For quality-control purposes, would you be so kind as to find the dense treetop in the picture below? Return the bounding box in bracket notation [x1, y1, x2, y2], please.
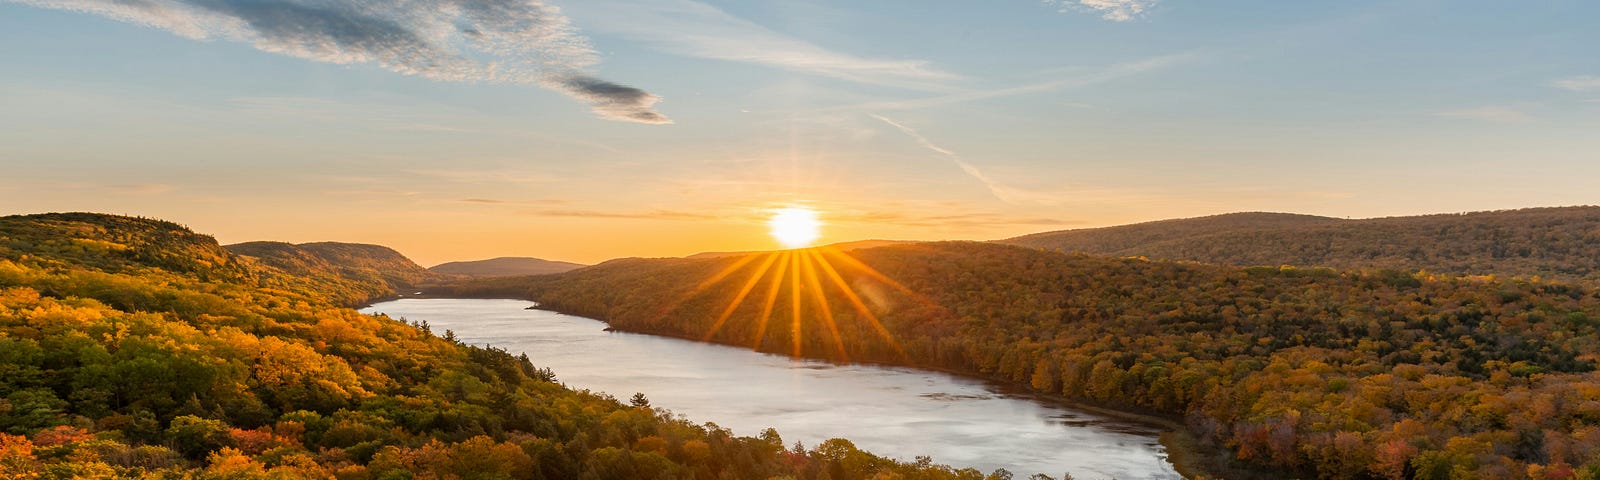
[0, 213, 253, 283]
[0, 213, 997, 480]
[1002, 206, 1600, 281]
[467, 240, 1600, 479]
[226, 240, 440, 306]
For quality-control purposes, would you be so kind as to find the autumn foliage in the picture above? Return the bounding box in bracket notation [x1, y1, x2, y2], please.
[496, 240, 1600, 479]
[0, 213, 1001, 479]
[1004, 206, 1600, 282]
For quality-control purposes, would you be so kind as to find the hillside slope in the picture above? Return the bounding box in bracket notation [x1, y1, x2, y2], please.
[227, 240, 437, 305]
[429, 257, 586, 278]
[0, 212, 990, 479]
[1002, 206, 1600, 281]
[508, 241, 1600, 479]
[1004, 212, 1341, 254]
[0, 212, 254, 282]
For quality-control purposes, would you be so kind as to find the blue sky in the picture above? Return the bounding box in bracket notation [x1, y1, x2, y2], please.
[1, 0, 1597, 264]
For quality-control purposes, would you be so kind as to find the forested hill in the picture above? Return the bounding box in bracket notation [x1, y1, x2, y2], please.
[429, 256, 587, 278]
[508, 241, 1600, 479]
[227, 240, 438, 305]
[1002, 206, 1600, 281]
[1004, 212, 1342, 254]
[0, 212, 996, 479]
[0, 212, 254, 283]
[0, 213, 432, 306]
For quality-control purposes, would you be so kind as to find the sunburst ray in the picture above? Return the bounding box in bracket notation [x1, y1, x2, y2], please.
[789, 251, 804, 357]
[751, 251, 791, 350]
[666, 242, 927, 364]
[700, 252, 781, 341]
[809, 249, 908, 360]
[799, 249, 849, 361]
[651, 252, 765, 321]
[818, 246, 945, 313]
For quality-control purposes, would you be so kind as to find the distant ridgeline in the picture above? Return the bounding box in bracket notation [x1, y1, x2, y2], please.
[0, 213, 992, 479]
[225, 240, 440, 306]
[482, 229, 1600, 479]
[428, 257, 587, 278]
[1003, 206, 1600, 282]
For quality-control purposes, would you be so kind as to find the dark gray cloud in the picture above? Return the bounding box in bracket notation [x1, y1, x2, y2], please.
[9, 0, 670, 123]
[556, 76, 669, 124]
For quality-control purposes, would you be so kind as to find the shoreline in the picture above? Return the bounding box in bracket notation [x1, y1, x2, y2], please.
[622, 327, 1248, 480]
[387, 295, 1281, 480]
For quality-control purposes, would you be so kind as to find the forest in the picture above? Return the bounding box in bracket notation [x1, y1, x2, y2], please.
[223, 241, 444, 307]
[1003, 207, 1600, 282]
[0, 213, 1006, 480]
[449, 239, 1600, 480]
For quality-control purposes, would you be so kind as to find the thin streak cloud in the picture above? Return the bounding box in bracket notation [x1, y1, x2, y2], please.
[1433, 106, 1533, 123]
[568, 0, 957, 90]
[1046, 0, 1159, 22]
[869, 114, 1069, 206]
[833, 211, 1078, 229]
[110, 184, 176, 195]
[830, 52, 1201, 112]
[7, 0, 670, 123]
[1551, 76, 1600, 93]
[521, 209, 718, 220]
[229, 96, 466, 132]
[459, 198, 569, 205]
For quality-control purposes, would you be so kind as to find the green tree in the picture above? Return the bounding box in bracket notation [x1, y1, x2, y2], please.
[166, 415, 233, 457]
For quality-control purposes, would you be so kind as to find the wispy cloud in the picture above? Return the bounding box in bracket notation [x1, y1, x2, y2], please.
[830, 52, 1201, 112]
[326, 187, 421, 197]
[459, 198, 569, 205]
[403, 168, 562, 185]
[1551, 75, 1600, 93]
[7, 0, 669, 123]
[110, 184, 175, 195]
[54, 182, 175, 195]
[832, 210, 1078, 229]
[568, 0, 956, 90]
[1433, 106, 1533, 123]
[869, 114, 1070, 206]
[520, 209, 717, 220]
[1046, 0, 1159, 22]
[230, 96, 465, 132]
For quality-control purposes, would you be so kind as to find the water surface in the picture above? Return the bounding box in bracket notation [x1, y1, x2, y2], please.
[362, 298, 1180, 479]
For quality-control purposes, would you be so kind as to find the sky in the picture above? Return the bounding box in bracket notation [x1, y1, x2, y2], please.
[1, 0, 1598, 266]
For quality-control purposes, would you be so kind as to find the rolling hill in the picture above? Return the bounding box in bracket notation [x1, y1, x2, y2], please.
[226, 240, 438, 305]
[0, 212, 984, 479]
[0, 212, 254, 282]
[1002, 206, 1600, 281]
[487, 240, 1600, 479]
[1003, 212, 1342, 254]
[429, 256, 586, 277]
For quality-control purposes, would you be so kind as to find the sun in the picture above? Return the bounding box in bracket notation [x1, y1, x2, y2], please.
[768, 207, 821, 249]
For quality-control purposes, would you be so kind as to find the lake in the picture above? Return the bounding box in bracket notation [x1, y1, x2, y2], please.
[361, 298, 1181, 479]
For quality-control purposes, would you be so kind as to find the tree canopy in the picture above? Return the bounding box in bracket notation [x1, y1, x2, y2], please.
[485, 240, 1600, 479]
[0, 213, 995, 480]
